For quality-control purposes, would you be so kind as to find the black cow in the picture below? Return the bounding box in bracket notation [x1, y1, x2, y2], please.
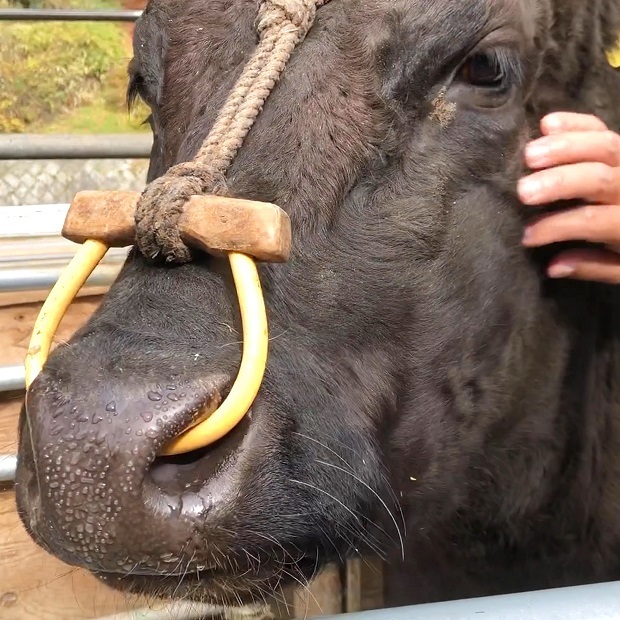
[15, 0, 620, 611]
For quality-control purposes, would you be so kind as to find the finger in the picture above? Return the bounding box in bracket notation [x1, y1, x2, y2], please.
[524, 130, 620, 169]
[546, 248, 620, 284]
[517, 162, 620, 206]
[540, 112, 608, 136]
[522, 204, 620, 248]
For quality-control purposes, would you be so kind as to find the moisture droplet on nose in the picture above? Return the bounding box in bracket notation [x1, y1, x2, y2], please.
[105, 402, 116, 413]
[0, 591, 18, 608]
[92, 413, 103, 424]
[147, 391, 162, 402]
[140, 411, 153, 423]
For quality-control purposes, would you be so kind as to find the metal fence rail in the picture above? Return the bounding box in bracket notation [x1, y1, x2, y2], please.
[0, 134, 153, 160]
[0, 455, 16, 483]
[0, 8, 142, 21]
[0, 202, 126, 298]
[321, 580, 620, 620]
[0, 365, 25, 393]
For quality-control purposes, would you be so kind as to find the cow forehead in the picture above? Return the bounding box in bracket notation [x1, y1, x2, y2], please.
[163, 0, 535, 86]
[134, 0, 539, 171]
[141, 0, 538, 92]
[146, 0, 535, 47]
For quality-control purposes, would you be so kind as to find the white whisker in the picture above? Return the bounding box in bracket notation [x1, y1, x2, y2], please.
[293, 431, 407, 537]
[316, 459, 405, 560]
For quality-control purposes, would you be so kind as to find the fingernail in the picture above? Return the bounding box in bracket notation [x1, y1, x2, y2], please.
[548, 263, 575, 278]
[525, 142, 550, 165]
[517, 177, 542, 202]
[521, 227, 534, 245]
[543, 114, 564, 133]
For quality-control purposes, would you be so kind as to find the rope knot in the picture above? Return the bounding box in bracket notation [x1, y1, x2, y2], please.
[135, 162, 226, 264]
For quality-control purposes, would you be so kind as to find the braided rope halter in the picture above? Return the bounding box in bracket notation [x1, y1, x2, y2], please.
[135, 0, 330, 264]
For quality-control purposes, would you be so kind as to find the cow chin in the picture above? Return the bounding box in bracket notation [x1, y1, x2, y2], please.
[93, 553, 322, 605]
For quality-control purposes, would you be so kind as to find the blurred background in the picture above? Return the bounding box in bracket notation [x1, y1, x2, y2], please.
[0, 0, 151, 207]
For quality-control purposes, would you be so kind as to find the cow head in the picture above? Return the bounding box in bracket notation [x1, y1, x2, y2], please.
[15, 0, 620, 608]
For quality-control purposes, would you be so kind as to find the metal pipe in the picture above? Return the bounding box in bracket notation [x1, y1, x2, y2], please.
[0, 9, 142, 22]
[0, 365, 25, 393]
[0, 134, 152, 160]
[1, 202, 82, 237]
[0, 264, 121, 293]
[321, 580, 620, 620]
[0, 454, 16, 483]
[0, 203, 126, 299]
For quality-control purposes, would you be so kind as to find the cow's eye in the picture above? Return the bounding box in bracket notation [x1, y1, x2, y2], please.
[458, 51, 505, 88]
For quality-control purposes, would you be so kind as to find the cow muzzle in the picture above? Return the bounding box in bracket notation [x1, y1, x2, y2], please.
[17, 350, 251, 574]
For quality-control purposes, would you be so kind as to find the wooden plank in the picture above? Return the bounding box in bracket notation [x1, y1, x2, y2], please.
[0, 296, 100, 367]
[0, 286, 111, 309]
[344, 557, 384, 613]
[292, 564, 343, 618]
[346, 558, 363, 613]
[359, 557, 384, 611]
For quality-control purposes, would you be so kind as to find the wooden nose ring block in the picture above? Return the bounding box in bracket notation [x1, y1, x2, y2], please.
[62, 190, 292, 263]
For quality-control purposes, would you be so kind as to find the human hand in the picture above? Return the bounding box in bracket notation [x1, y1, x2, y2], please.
[518, 112, 620, 284]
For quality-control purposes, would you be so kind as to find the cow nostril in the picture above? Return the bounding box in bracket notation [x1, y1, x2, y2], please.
[146, 411, 250, 501]
[148, 447, 214, 496]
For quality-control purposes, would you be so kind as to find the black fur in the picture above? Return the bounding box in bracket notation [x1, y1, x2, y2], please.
[15, 0, 620, 608]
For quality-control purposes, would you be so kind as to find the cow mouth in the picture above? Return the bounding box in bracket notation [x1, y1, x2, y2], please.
[94, 552, 323, 604]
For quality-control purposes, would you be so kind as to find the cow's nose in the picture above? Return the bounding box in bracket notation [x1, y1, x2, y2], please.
[16, 362, 245, 573]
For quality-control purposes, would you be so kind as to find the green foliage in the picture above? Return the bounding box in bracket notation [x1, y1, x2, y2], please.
[0, 0, 149, 133]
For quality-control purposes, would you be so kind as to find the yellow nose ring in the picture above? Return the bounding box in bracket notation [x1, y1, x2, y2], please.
[24, 190, 291, 456]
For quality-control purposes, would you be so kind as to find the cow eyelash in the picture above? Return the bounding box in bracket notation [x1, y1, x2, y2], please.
[127, 70, 157, 112]
[127, 74, 145, 110]
[456, 48, 520, 91]
[127, 72, 158, 129]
